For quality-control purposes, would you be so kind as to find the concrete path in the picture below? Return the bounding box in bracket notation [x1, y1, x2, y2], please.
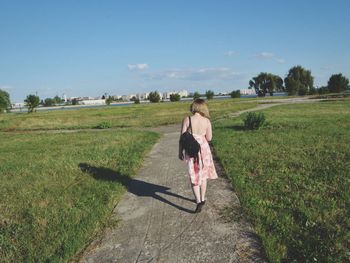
[77, 122, 266, 263]
[76, 98, 326, 263]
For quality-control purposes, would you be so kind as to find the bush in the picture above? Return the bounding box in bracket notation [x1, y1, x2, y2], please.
[193, 91, 201, 100]
[205, 90, 214, 100]
[0, 89, 11, 112]
[148, 91, 160, 103]
[95, 121, 112, 129]
[169, 93, 181, 102]
[230, 90, 241, 98]
[134, 99, 140, 104]
[25, 94, 40, 113]
[105, 96, 113, 105]
[243, 112, 266, 130]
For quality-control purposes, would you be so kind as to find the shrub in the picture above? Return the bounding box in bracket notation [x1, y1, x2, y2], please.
[230, 90, 241, 98]
[193, 91, 201, 100]
[169, 93, 181, 102]
[134, 99, 140, 104]
[95, 121, 112, 129]
[0, 89, 11, 112]
[243, 112, 266, 130]
[205, 90, 214, 100]
[105, 96, 113, 105]
[25, 94, 40, 113]
[148, 91, 160, 103]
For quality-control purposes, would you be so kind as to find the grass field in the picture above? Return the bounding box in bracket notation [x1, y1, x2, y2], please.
[0, 130, 159, 262]
[0, 99, 261, 262]
[0, 99, 258, 131]
[213, 100, 350, 262]
[2, 98, 349, 262]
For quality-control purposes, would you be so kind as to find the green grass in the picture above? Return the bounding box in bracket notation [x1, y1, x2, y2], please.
[0, 130, 159, 262]
[213, 101, 350, 262]
[0, 99, 258, 131]
[0, 98, 262, 262]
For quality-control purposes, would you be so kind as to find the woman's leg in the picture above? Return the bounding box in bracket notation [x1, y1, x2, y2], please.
[191, 184, 201, 204]
[200, 178, 207, 203]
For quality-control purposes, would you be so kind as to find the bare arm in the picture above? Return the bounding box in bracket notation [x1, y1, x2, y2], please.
[181, 117, 189, 134]
[205, 119, 213, 142]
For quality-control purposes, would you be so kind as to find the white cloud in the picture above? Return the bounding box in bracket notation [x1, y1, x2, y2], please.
[255, 52, 285, 64]
[224, 50, 237, 57]
[256, 52, 274, 59]
[128, 63, 149, 70]
[146, 67, 241, 81]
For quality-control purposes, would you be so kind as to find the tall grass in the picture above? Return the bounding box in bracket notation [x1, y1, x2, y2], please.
[0, 130, 159, 262]
[213, 101, 350, 262]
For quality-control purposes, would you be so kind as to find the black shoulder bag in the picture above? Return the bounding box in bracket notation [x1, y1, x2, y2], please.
[179, 116, 202, 165]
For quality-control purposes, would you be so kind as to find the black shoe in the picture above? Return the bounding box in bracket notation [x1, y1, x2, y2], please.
[201, 200, 206, 205]
[195, 202, 203, 213]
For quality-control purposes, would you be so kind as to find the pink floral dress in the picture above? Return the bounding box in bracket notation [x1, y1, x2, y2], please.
[186, 134, 218, 186]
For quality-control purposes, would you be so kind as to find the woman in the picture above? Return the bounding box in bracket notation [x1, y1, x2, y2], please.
[179, 99, 218, 213]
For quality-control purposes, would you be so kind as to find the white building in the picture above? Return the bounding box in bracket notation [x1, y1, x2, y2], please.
[163, 90, 188, 99]
[121, 94, 137, 101]
[136, 92, 149, 100]
[11, 102, 26, 109]
[79, 99, 106, 105]
[240, 89, 256, 95]
[178, 90, 188, 97]
[111, 95, 122, 100]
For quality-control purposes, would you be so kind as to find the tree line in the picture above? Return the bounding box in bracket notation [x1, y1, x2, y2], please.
[249, 65, 349, 97]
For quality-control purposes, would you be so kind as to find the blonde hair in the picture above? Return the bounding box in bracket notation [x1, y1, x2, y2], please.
[190, 99, 210, 118]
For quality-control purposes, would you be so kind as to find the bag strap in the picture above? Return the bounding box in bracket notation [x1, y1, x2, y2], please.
[188, 116, 193, 134]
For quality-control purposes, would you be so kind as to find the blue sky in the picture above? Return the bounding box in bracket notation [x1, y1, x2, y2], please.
[1, 0, 349, 102]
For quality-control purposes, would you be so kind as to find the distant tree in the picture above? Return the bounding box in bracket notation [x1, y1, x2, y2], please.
[284, 66, 314, 96]
[317, 86, 329, 95]
[0, 89, 11, 112]
[169, 93, 181, 102]
[25, 94, 40, 113]
[148, 91, 160, 103]
[72, 98, 79, 105]
[53, 95, 63, 105]
[129, 96, 138, 102]
[327, 73, 349, 93]
[44, 98, 54, 107]
[193, 91, 201, 100]
[134, 98, 140, 104]
[249, 73, 284, 97]
[105, 96, 113, 105]
[308, 86, 317, 95]
[205, 90, 214, 100]
[230, 90, 241, 98]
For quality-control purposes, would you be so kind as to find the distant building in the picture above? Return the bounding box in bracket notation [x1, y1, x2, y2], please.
[136, 92, 149, 100]
[121, 94, 136, 101]
[240, 89, 256, 95]
[163, 90, 188, 99]
[11, 102, 25, 109]
[79, 99, 106, 105]
[111, 95, 122, 100]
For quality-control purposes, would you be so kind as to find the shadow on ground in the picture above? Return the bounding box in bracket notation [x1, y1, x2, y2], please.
[79, 163, 195, 213]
